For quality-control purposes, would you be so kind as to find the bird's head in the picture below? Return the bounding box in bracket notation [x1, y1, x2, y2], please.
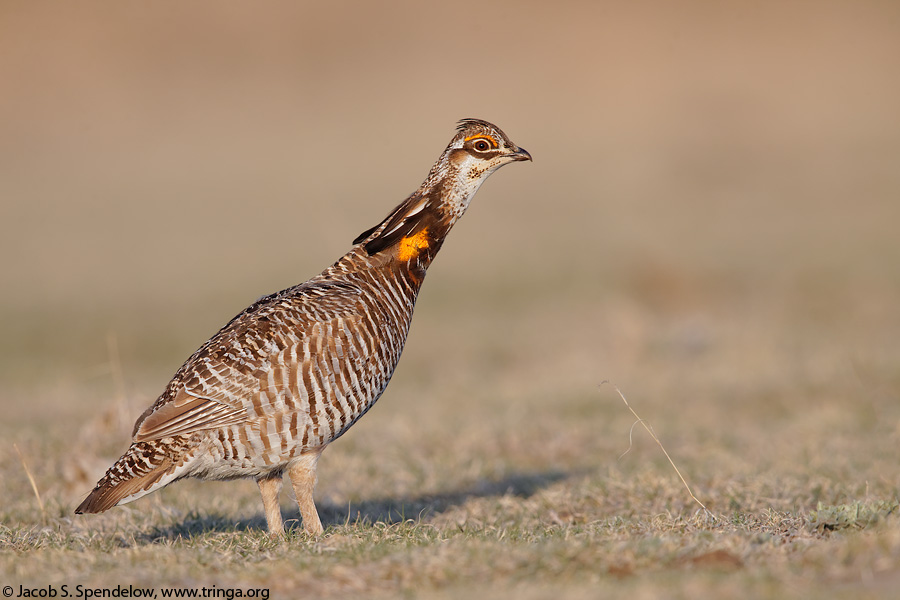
[447, 118, 532, 173]
[355, 119, 530, 257]
[426, 118, 531, 221]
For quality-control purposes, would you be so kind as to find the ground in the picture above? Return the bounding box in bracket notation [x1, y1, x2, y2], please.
[3, 268, 899, 598]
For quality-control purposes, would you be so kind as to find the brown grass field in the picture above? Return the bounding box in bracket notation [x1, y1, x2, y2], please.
[2, 2, 900, 598]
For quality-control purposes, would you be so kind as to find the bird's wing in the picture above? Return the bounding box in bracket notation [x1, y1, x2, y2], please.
[132, 365, 260, 442]
[132, 283, 365, 442]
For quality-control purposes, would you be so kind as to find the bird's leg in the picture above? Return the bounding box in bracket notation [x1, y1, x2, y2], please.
[256, 471, 284, 535]
[288, 447, 325, 536]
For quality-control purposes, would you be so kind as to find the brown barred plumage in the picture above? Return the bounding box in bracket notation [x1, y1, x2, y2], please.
[75, 119, 531, 535]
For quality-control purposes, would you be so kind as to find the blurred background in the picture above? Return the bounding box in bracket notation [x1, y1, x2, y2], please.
[1, 1, 899, 510]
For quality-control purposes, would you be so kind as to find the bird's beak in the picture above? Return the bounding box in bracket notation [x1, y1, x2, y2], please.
[508, 147, 532, 162]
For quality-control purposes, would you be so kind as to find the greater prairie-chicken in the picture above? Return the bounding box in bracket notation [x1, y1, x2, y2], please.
[75, 119, 530, 534]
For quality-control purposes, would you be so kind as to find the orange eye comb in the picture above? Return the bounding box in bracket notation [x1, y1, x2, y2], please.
[464, 134, 498, 148]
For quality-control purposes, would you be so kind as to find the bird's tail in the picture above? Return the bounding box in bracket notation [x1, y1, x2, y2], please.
[75, 436, 196, 514]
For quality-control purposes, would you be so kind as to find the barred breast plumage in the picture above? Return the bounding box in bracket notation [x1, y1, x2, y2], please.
[75, 119, 531, 535]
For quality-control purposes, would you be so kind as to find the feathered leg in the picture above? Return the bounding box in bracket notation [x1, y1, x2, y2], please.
[256, 471, 284, 535]
[288, 447, 324, 535]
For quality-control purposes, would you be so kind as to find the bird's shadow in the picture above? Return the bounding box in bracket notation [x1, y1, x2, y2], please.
[138, 468, 577, 543]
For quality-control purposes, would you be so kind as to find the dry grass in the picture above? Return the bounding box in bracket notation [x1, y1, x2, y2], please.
[2, 1, 900, 598]
[4, 297, 899, 598]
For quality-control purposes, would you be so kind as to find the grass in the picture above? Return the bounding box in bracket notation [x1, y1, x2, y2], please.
[3, 472, 899, 598]
[4, 198, 900, 599]
[3, 299, 900, 599]
[4, 212, 900, 598]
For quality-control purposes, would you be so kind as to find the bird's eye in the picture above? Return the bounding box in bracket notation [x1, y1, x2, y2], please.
[464, 134, 498, 154]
